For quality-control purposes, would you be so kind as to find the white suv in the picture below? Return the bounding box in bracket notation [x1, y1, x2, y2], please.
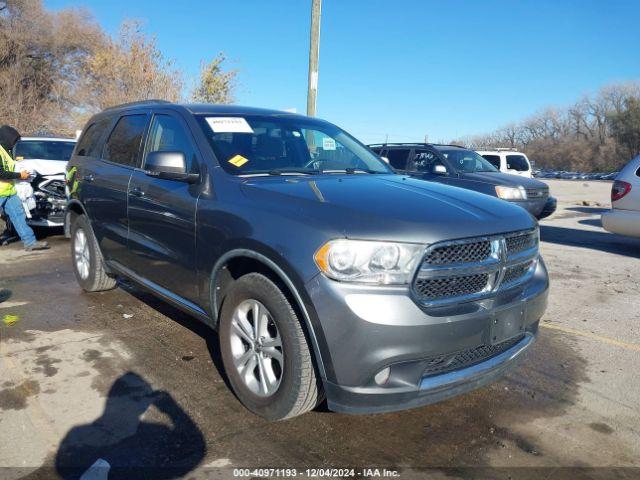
[476, 149, 533, 178]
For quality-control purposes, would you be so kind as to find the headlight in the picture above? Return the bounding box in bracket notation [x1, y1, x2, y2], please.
[314, 239, 424, 284]
[495, 185, 527, 200]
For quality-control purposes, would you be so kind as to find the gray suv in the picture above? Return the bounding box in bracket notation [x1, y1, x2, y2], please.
[370, 143, 557, 219]
[66, 101, 549, 420]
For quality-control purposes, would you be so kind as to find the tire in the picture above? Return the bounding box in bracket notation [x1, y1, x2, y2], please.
[219, 273, 322, 420]
[70, 215, 116, 292]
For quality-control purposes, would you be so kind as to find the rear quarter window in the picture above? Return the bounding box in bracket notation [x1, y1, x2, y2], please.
[102, 114, 148, 167]
[76, 117, 112, 157]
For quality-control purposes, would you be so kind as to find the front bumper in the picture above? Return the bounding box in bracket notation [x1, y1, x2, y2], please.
[508, 198, 547, 218]
[537, 196, 557, 220]
[305, 258, 549, 414]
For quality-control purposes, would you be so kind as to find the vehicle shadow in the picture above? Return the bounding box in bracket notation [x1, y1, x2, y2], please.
[578, 218, 602, 228]
[540, 225, 640, 258]
[51, 371, 206, 480]
[118, 281, 232, 392]
[564, 206, 609, 215]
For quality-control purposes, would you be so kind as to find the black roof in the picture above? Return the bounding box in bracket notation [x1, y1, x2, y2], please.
[99, 100, 311, 119]
[183, 104, 303, 117]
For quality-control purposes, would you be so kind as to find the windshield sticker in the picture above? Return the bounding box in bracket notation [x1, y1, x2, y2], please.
[228, 154, 249, 167]
[322, 137, 336, 151]
[206, 117, 254, 134]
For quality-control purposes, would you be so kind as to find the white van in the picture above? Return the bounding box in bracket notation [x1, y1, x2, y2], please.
[476, 149, 533, 178]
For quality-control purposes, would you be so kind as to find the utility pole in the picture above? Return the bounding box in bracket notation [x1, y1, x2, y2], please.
[306, 0, 322, 116]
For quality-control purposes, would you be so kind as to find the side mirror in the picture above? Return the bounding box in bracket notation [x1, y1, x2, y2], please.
[380, 156, 390, 164]
[433, 164, 448, 175]
[145, 151, 199, 183]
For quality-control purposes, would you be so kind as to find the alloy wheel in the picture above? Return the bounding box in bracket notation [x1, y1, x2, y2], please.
[229, 299, 284, 397]
[74, 228, 90, 280]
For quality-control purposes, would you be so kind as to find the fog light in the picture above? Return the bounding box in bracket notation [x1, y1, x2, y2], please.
[374, 367, 391, 386]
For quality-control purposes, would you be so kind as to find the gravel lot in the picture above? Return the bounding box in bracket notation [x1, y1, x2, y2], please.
[1, 179, 639, 479]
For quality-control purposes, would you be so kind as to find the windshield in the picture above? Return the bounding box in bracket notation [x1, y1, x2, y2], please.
[438, 148, 498, 173]
[197, 115, 391, 175]
[14, 140, 76, 161]
[506, 154, 530, 172]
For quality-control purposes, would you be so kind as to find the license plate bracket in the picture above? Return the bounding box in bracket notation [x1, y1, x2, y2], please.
[491, 304, 526, 345]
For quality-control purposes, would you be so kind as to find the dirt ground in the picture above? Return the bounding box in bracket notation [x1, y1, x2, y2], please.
[1, 179, 639, 479]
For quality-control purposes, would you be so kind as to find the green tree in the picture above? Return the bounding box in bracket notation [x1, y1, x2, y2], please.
[192, 54, 237, 104]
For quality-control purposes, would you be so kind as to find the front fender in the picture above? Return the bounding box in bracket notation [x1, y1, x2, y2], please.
[208, 246, 332, 381]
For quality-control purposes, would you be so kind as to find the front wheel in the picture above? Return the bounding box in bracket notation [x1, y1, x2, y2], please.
[219, 273, 322, 420]
[70, 215, 116, 292]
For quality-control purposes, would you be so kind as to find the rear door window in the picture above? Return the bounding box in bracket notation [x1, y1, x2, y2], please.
[103, 114, 148, 167]
[386, 149, 411, 170]
[506, 155, 530, 171]
[482, 154, 501, 169]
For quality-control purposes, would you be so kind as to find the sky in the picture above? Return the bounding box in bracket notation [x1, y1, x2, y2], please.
[45, 0, 640, 144]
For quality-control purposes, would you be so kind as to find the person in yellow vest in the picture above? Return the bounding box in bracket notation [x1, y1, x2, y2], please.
[0, 125, 49, 250]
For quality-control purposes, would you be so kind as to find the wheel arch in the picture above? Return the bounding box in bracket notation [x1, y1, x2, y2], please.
[210, 249, 329, 380]
[64, 200, 88, 238]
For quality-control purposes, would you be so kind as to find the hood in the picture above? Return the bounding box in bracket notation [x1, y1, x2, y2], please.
[460, 171, 546, 188]
[15, 159, 67, 177]
[240, 174, 536, 245]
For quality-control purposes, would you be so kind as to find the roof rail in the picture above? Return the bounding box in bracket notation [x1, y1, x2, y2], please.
[368, 142, 468, 149]
[477, 146, 518, 151]
[103, 99, 172, 111]
[368, 142, 432, 147]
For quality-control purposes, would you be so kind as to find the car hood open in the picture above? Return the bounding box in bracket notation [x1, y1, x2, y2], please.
[241, 174, 536, 244]
[15, 159, 67, 177]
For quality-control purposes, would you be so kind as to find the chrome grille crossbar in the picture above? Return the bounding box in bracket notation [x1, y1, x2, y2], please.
[413, 230, 538, 306]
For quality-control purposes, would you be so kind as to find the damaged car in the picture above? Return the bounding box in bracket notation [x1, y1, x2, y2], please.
[12, 136, 76, 229]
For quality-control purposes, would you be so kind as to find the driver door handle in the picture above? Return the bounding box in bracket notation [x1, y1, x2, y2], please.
[130, 186, 145, 197]
[83, 174, 95, 182]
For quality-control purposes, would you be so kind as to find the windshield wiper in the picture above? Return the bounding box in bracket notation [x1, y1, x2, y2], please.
[267, 168, 318, 176]
[320, 168, 384, 174]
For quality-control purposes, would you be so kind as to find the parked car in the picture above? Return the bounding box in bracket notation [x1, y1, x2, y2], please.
[601, 156, 640, 238]
[12, 136, 75, 228]
[369, 143, 556, 219]
[66, 102, 549, 420]
[476, 148, 533, 178]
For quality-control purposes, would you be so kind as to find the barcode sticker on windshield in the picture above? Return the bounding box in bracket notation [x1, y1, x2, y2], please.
[322, 137, 336, 151]
[206, 117, 254, 134]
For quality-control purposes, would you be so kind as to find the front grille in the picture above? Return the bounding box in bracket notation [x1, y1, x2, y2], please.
[503, 261, 533, 285]
[422, 335, 524, 378]
[413, 229, 538, 305]
[423, 240, 491, 265]
[414, 273, 489, 300]
[505, 231, 538, 255]
[525, 187, 548, 199]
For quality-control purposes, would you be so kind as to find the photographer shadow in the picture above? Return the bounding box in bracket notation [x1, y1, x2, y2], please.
[55, 371, 205, 480]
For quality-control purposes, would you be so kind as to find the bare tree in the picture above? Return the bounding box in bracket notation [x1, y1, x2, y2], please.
[83, 21, 183, 112]
[0, 0, 105, 135]
[458, 82, 640, 172]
